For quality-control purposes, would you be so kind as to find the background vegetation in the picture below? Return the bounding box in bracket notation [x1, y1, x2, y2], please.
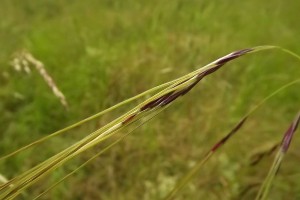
[0, 0, 299, 199]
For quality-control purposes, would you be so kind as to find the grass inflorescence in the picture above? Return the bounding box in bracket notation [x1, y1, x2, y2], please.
[0, 46, 299, 199]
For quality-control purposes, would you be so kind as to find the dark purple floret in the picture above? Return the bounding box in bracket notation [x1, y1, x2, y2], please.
[178, 80, 200, 96]
[140, 91, 174, 111]
[231, 48, 253, 56]
[158, 64, 225, 107]
[281, 113, 300, 153]
[197, 63, 224, 79]
[216, 54, 240, 65]
[160, 91, 183, 106]
[141, 48, 253, 112]
[160, 74, 206, 106]
[211, 117, 248, 152]
[216, 48, 253, 65]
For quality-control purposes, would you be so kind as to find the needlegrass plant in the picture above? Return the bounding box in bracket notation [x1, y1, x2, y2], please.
[1, 1, 300, 199]
[0, 46, 299, 199]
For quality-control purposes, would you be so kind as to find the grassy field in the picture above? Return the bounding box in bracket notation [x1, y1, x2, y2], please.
[0, 0, 300, 199]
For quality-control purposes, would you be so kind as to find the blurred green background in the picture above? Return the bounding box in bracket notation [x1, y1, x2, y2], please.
[0, 0, 300, 199]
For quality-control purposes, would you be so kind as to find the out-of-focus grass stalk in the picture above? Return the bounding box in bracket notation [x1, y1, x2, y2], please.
[255, 112, 300, 200]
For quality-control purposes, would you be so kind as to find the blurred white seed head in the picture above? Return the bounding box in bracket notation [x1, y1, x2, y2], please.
[10, 50, 68, 109]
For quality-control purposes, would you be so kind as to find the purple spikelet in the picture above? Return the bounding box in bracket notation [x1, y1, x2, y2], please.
[216, 48, 253, 65]
[140, 92, 174, 111]
[140, 48, 253, 112]
[281, 113, 300, 153]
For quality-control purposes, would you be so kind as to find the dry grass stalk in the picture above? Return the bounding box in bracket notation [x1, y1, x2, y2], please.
[11, 50, 68, 109]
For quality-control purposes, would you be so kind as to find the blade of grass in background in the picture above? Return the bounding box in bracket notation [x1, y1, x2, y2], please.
[255, 112, 300, 200]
